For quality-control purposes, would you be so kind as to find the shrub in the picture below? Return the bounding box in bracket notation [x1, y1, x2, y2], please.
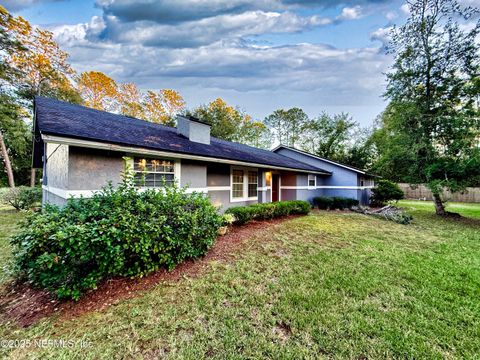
[370, 180, 404, 206]
[2, 186, 42, 210]
[226, 200, 310, 225]
[313, 196, 334, 210]
[313, 196, 359, 210]
[10, 175, 222, 300]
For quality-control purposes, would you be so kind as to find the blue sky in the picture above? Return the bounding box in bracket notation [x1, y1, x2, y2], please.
[4, 0, 412, 126]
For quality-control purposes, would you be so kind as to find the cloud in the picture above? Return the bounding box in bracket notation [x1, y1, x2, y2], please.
[385, 11, 398, 21]
[1, 0, 59, 11]
[400, 3, 410, 15]
[90, 11, 333, 48]
[337, 6, 363, 21]
[46, 0, 393, 124]
[370, 26, 392, 46]
[96, 0, 391, 24]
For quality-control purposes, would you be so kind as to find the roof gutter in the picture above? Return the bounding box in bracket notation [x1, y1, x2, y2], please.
[41, 134, 331, 175]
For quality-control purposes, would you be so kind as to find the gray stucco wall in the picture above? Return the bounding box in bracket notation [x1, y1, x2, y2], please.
[206, 163, 260, 210]
[68, 147, 123, 190]
[181, 160, 207, 188]
[45, 143, 69, 188]
[43, 189, 67, 207]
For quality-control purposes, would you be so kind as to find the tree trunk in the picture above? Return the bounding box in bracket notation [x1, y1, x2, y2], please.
[433, 192, 446, 216]
[30, 168, 36, 187]
[0, 130, 15, 187]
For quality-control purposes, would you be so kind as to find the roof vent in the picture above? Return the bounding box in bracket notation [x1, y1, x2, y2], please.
[176, 115, 211, 145]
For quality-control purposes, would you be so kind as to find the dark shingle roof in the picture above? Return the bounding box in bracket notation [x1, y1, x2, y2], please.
[34, 97, 330, 173]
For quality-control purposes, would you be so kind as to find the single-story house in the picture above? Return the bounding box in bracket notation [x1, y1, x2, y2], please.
[32, 97, 375, 209]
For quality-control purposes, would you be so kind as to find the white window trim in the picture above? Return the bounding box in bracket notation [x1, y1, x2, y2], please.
[230, 166, 258, 203]
[308, 174, 316, 190]
[127, 157, 181, 190]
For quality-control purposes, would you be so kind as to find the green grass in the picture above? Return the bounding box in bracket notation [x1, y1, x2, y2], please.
[0, 201, 479, 359]
[0, 205, 26, 284]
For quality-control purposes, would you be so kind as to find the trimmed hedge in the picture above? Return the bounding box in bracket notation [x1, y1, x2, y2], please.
[225, 200, 310, 225]
[313, 196, 359, 210]
[10, 174, 222, 300]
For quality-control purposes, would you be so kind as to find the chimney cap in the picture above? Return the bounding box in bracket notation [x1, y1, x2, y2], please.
[181, 114, 211, 127]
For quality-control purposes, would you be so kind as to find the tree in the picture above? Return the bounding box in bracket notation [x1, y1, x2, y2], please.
[2, 7, 79, 103]
[1, 6, 81, 186]
[160, 89, 185, 124]
[300, 112, 357, 160]
[264, 108, 308, 147]
[141, 90, 185, 126]
[118, 83, 144, 119]
[77, 71, 118, 111]
[240, 121, 272, 149]
[381, 0, 480, 215]
[0, 6, 27, 187]
[192, 98, 244, 141]
[0, 95, 31, 187]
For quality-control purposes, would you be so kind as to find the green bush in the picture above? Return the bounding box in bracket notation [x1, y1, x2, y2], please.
[370, 180, 404, 206]
[2, 186, 42, 210]
[313, 196, 334, 210]
[226, 200, 310, 225]
[313, 196, 359, 210]
[10, 175, 222, 300]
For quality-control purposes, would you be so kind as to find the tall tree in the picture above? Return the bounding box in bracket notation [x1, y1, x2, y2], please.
[381, 0, 480, 215]
[192, 98, 244, 141]
[118, 82, 144, 119]
[160, 89, 186, 124]
[77, 71, 118, 111]
[2, 6, 81, 186]
[0, 95, 31, 187]
[264, 108, 308, 147]
[2, 7, 79, 103]
[300, 112, 357, 160]
[0, 6, 27, 187]
[240, 121, 272, 149]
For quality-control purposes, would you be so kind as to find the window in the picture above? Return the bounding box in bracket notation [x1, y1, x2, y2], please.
[308, 174, 316, 188]
[248, 171, 258, 197]
[232, 169, 244, 198]
[231, 167, 258, 201]
[133, 158, 175, 188]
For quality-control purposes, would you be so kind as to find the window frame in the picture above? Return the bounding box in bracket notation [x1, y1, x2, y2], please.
[308, 174, 316, 189]
[230, 166, 258, 202]
[129, 157, 180, 189]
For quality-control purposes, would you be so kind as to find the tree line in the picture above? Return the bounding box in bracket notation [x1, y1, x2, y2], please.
[1, 1, 479, 215]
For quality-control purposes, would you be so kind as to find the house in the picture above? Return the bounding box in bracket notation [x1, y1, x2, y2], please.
[273, 146, 376, 205]
[32, 97, 375, 209]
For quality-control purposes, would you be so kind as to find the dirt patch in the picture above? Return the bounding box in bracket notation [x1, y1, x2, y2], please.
[0, 216, 300, 327]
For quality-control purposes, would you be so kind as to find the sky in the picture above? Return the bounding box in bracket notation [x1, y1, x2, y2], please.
[1, 0, 427, 125]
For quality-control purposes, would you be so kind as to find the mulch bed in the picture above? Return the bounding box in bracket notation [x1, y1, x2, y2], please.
[0, 216, 299, 328]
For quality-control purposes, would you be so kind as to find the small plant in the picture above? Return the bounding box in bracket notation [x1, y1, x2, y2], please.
[2, 186, 42, 211]
[222, 213, 235, 226]
[370, 180, 404, 206]
[225, 200, 310, 225]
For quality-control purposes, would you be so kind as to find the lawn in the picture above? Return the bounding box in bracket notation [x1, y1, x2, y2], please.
[0, 200, 479, 359]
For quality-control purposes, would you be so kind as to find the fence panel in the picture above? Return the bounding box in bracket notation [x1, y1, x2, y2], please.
[398, 183, 480, 203]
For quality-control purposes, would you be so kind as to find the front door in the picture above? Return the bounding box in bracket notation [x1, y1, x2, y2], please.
[272, 174, 280, 202]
